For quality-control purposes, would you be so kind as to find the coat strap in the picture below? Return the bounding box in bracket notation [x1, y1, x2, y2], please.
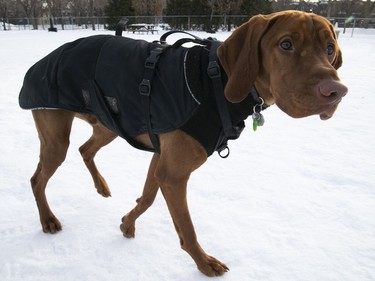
[139, 47, 166, 153]
[207, 40, 243, 157]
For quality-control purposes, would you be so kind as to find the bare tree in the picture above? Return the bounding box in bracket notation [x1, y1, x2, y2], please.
[363, 0, 375, 17]
[88, 0, 95, 30]
[45, 0, 69, 28]
[0, 0, 8, 30]
[362, 0, 375, 27]
[133, 0, 163, 16]
[17, 0, 43, 29]
[206, 0, 243, 16]
[273, 0, 287, 11]
[206, 0, 243, 30]
[67, 0, 107, 30]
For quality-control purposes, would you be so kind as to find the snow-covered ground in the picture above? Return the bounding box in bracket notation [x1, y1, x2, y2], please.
[0, 27, 374, 281]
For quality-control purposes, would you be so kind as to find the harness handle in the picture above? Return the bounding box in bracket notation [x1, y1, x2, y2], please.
[115, 17, 129, 36]
[160, 31, 204, 44]
[115, 21, 213, 49]
[159, 30, 212, 48]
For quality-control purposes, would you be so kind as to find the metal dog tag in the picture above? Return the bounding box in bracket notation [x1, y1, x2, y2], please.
[252, 112, 265, 131]
[257, 113, 265, 126]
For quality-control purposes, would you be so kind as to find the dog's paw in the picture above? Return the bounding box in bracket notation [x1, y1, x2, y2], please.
[120, 217, 135, 238]
[93, 174, 111, 197]
[197, 256, 229, 277]
[41, 216, 62, 234]
[96, 185, 111, 197]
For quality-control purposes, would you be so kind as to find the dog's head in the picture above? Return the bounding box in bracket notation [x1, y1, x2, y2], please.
[217, 10, 348, 120]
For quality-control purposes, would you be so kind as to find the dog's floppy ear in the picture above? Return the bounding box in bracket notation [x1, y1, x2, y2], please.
[329, 24, 343, 70]
[217, 14, 274, 103]
[333, 48, 343, 70]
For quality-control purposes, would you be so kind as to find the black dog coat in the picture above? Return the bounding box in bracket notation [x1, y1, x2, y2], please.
[19, 35, 260, 156]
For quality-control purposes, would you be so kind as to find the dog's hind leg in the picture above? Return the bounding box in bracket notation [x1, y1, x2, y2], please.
[120, 153, 160, 238]
[77, 114, 117, 197]
[31, 109, 74, 233]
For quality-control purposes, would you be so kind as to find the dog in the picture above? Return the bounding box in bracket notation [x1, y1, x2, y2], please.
[19, 11, 347, 276]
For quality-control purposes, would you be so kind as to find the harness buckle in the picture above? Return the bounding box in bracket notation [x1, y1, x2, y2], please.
[139, 79, 151, 96]
[145, 58, 157, 69]
[207, 61, 221, 79]
[145, 47, 164, 69]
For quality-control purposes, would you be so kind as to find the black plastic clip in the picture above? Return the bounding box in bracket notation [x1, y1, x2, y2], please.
[139, 79, 151, 96]
[145, 47, 163, 69]
[207, 61, 221, 79]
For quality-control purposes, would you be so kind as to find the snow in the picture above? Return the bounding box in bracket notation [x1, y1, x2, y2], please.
[1, 27, 375, 281]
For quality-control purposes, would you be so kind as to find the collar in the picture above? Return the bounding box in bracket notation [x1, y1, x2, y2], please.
[250, 87, 269, 111]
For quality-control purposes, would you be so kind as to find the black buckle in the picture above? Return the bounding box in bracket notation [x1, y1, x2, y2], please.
[207, 61, 221, 78]
[139, 79, 151, 96]
[145, 48, 163, 69]
[145, 58, 156, 69]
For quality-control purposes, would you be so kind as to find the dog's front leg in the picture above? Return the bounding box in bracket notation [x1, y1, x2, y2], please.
[155, 131, 229, 276]
[159, 180, 229, 276]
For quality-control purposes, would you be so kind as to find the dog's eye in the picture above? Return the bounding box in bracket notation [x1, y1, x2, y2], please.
[327, 44, 335, 56]
[280, 39, 293, 51]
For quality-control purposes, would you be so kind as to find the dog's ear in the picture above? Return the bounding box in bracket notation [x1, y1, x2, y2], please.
[217, 15, 273, 103]
[333, 48, 343, 70]
[329, 25, 343, 70]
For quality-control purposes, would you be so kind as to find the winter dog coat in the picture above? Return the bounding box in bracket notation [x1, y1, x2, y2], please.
[19, 34, 261, 156]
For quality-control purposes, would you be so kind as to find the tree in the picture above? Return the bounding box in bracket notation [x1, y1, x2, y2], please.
[206, 0, 243, 16]
[165, 0, 209, 16]
[204, 0, 273, 30]
[362, 0, 375, 27]
[165, 0, 210, 30]
[105, 0, 134, 30]
[241, 0, 273, 17]
[0, 0, 9, 30]
[17, 0, 44, 29]
[206, 0, 243, 30]
[133, 0, 163, 16]
[45, 0, 68, 29]
[88, 0, 95, 29]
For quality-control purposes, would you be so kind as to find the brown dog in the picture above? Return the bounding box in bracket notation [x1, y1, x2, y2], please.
[20, 11, 347, 276]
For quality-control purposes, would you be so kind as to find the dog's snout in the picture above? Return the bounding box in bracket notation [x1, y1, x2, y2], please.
[318, 80, 348, 101]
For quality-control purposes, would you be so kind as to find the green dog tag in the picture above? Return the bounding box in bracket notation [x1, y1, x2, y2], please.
[252, 112, 265, 131]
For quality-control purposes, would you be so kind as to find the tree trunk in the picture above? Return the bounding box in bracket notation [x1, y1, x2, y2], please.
[89, 0, 95, 30]
[362, 0, 375, 28]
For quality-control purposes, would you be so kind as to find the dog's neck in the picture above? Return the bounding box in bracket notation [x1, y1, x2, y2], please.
[254, 79, 275, 107]
[250, 86, 269, 109]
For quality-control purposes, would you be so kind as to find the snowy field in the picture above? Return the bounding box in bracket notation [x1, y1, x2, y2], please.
[0, 26, 374, 281]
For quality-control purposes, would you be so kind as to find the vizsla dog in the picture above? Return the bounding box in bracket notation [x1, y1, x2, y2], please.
[20, 11, 347, 276]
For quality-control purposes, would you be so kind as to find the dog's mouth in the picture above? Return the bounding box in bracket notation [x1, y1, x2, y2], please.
[320, 112, 333, 120]
[319, 101, 341, 120]
[271, 83, 346, 120]
[318, 80, 347, 120]
[275, 98, 342, 120]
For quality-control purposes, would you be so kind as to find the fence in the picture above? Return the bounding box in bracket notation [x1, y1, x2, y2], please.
[1, 15, 375, 32]
[1, 15, 249, 31]
[1, 16, 108, 31]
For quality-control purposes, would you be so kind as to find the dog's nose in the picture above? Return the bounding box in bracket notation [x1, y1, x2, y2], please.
[318, 80, 348, 101]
